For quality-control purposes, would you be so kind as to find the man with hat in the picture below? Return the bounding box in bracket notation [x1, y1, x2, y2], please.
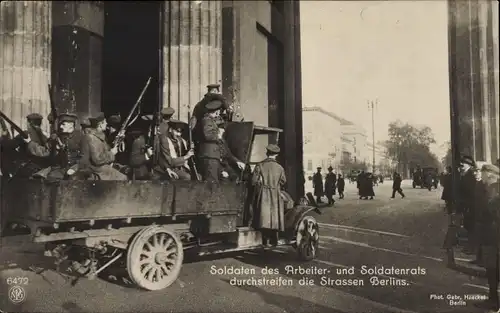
[324, 166, 337, 205]
[217, 121, 246, 181]
[474, 163, 500, 312]
[129, 115, 155, 180]
[80, 116, 92, 135]
[189, 84, 229, 133]
[81, 112, 126, 180]
[19, 113, 52, 173]
[312, 167, 324, 203]
[459, 155, 478, 251]
[159, 107, 175, 135]
[251, 144, 286, 246]
[33, 113, 86, 180]
[155, 119, 194, 180]
[198, 99, 224, 182]
[105, 114, 121, 145]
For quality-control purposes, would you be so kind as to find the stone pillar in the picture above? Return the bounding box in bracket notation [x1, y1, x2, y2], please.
[490, 1, 499, 162]
[293, 0, 304, 198]
[51, 1, 104, 117]
[282, 1, 298, 199]
[163, 1, 222, 122]
[0, 1, 52, 131]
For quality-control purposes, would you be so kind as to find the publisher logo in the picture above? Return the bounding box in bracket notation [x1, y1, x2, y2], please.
[8, 285, 26, 304]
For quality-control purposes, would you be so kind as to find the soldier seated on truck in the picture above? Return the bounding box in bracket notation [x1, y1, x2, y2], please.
[159, 119, 194, 181]
[32, 113, 86, 180]
[82, 112, 127, 181]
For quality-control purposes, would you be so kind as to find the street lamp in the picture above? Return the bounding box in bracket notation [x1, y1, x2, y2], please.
[368, 99, 378, 173]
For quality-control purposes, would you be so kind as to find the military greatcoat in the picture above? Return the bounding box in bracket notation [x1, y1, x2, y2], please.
[251, 158, 287, 231]
[324, 172, 337, 196]
[83, 129, 127, 180]
[312, 172, 324, 197]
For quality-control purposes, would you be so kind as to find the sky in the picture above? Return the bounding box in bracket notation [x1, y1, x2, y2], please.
[300, 1, 451, 157]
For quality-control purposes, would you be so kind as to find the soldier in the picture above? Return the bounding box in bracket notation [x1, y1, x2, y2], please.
[159, 107, 175, 135]
[32, 113, 85, 180]
[106, 114, 121, 145]
[312, 167, 324, 203]
[190, 84, 229, 132]
[159, 119, 194, 180]
[474, 164, 500, 312]
[324, 166, 336, 205]
[82, 112, 126, 180]
[198, 100, 223, 182]
[251, 144, 286, 247]
[217, 121, 245, 181]
[337, 174, 345, 199]
[129, 116, 154, 180]
[391, 172, 405, 199]
[80, 117, 92, 135]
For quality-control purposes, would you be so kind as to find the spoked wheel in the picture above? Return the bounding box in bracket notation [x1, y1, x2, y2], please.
[295, 216, 320, 261]
[127, 225, 184, 291]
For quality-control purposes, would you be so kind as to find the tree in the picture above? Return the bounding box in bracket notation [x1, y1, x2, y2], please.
[442, 142, 452, 167]
[383, 120, 441, 171]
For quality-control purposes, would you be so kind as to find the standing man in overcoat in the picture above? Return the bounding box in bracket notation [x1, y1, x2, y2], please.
[312, 167, 324, 203]
[474, 164, 500, 312]
[337, 174, 345, 199]
[459, 155, 477, 252]
[324, 166, 337, 205]
[198, 100, 223, 182]
[251, 144, 286, 247]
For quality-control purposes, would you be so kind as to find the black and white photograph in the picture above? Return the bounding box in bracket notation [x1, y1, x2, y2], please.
[0, 1, 499, 312]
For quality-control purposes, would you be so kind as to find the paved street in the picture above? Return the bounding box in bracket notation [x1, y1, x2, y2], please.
[0, 181, 492, 313]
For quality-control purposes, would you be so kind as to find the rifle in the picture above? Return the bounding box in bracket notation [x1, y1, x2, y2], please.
[113, 77, 152, 149]
[187, 104, 201, 181]
[0, 110, 29, 139]
[48, 84, 58, 134]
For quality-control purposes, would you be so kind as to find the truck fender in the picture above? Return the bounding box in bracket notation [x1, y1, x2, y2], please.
[284, 205, 319, 239]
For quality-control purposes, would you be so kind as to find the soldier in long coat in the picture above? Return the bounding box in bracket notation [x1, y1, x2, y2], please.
[251, 144, 286, 246]
[312, 167, 324, 203]
[198, 100, 223, 182]
[474, 164, 500, 311]
[82, 113, 127, 180]
[324, 166, 337, 205]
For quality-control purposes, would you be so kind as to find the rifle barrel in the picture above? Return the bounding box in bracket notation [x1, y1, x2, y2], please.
[0, 111, 29, 138]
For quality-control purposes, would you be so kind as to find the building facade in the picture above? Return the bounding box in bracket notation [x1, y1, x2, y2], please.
[448, 0, 499, 164]
[302, 107, 343, 175]
[0, 1, 304, 198]
[340, 123, 368, 165]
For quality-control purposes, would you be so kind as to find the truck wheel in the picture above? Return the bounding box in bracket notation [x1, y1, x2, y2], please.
[295, 216, 319, 261]
[127, 225, 183, 291]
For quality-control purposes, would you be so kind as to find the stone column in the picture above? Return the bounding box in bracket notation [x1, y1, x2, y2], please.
[490, 1, 499, 162]
[0, 1, 52, 131]
[51, 1, 104, 117]
[163, 0, 222, 122]
[282, 1, 298, 200]
[293, 0, 304, 198]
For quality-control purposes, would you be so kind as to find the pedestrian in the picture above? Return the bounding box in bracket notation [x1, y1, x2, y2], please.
[312, 167, 324, 203]
[391, 172, 405, 198]
[251, 144, 286, 247]
[337, 174, 345, 199]
[474, 164, 500, 312]
[441, 166, 453, 214]
[365, 172, 375, 200]
[459, 155, 477, 253]
[357, 170, 364, 199]
[324, 166, 336, 205]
